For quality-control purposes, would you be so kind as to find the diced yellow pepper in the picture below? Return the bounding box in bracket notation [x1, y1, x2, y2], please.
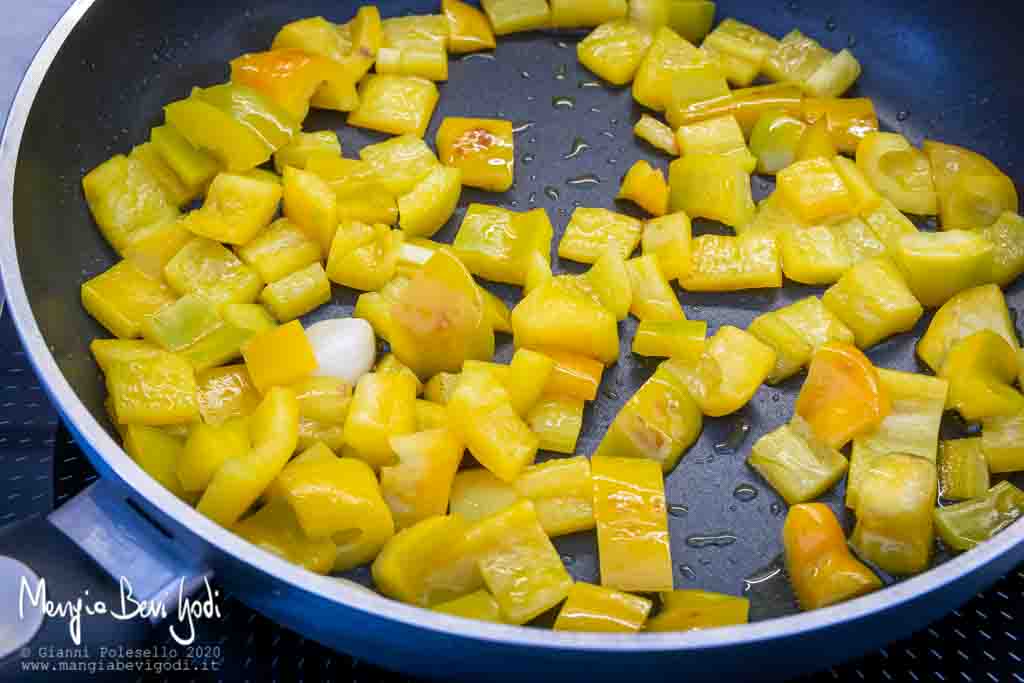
[281, 166, 338, 255]
[81, 261, 176, 340]
[667, 60, 730, 113]
[511, 279, 620, 365]
[776, 158, 853, 224]
[669, 152, 756, 228]
[630, 0, 716, 44]
[737, 192, 801, 238]
[559, 207, 643, 265]
[626, 255, 685, 321]
[399, 165, 463, 238]
[462, 501, 573, 624]
[763, 30, 831, 86]
[804, 49, 861, 98]
[381, 14, 449, 50]
[376, 44, 449, 81]
[575, 249, 635, 321]
[241, 320, 317, 393]
[122, 425, 193, 502]
[676, 115, 756, 173]
[592, 456, 671, 592]
[531, 347, 605, 401]
[618, 160, 669, 217]
[164, 237, 263, 307]
[436, 118, 513, 193]
[191, 82, 300, 159]
[327, 221, 403, 292]
[448, 369, 538, 482]
[774, 295, 854, 353]
[197, 387, 299, 526]
[748, 109, 807, 175]
[749, 417, 848, 504]
[646, 590, 750, 632]
[780, 224, 852, 285]
[372, 514, 481, 606]
[293, 376, 351, 427]
[895, 230, 994, 308]
[634, 114, 680, 156]
[237, 218, 322, 284]
[632, 320, 707, 359]
[703, 18, 778, 72]
[273, 131, 342, 174]
[976, 211, 1024, 287]
[850, 453, 937, 575]
[748, 312, 812, 384]
[982, 412, 1024, 474]
[424, 373, 460, 407]
[794, 118, 837, 162]
[918, 284, 1018, 373]
[442, 0, 496, 54]
[833, 156, 883, 215]
[454, 204, 553, 285]
[178, 418, 250, 494]
[680, 233, 781, 291]
[180, 172, 281, 246]
[449, 469, 520, 523]
[783, 504, 881, 611]
[348, 75, 439, 138]
[801, 97, 878, 155]
[795, 342, 890, 450]
[129, 143, 195, 208]
[163, 97, 271, 173]
[360, 134, 440, 196]
[860, 198, 919, 259]
[260, 262, 332, 323]
[104, 349, 199, 427]
[856, 132, 938, 216]
[633, 27, 711, 112]
[935, 480, 1024, 552]
[234, 499, 337, 575]
[122, 219, 193, 281]
[577, 19, 654, 86]
[376, 353, 424, 396]
[939, 438, 991, 502]
[554, 583, 652, 633]
[82, 155, 180, 253]
[526, 396, 585, 454]
[139, 293, 220, 353]
[549, 0, 626, 27]
[432, 590, 504, 623]
[149, 124, 221, 196]
[940, 331, 1024, 421]
[196, 364, 261, 425]
[230, 48, 338, 122]
[480, 0, 551, 35]
[822, 257, 923, 348]
[389, 250, 495, 378]
[595, 363, 702, 470]
[642, 211, 692, 281]
[381, 429, 464, 530]
[506, 349, 556, 416]
[344, 372, 419, 469]
[922, 140, 1018, 231]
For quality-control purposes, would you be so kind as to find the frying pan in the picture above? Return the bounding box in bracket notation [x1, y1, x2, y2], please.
[1, 0, 1022, 679]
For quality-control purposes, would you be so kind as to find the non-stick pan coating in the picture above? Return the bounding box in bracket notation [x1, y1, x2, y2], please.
[13, 0, 1024, 619]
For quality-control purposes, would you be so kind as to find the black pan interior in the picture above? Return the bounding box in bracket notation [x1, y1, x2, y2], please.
[13, 0, 1024, 619]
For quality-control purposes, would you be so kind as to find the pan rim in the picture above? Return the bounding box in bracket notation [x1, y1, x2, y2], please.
[3, 0, 1023, 656]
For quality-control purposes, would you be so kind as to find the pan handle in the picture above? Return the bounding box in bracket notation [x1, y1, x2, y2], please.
[0, 480, 212, 673]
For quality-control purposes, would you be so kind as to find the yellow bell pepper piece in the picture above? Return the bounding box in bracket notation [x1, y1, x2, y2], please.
[449, 469, 520, 524]
[763, 29, 830, 86]
[856, 132, 938, 216]
[822, 257, 923, 349]
[633, 26, 711, 112]
[348, 74, 439, 138]
[783, 504, 881, 611]
[981, 409, 1024, 473]
[675, 115, 757, 173]
[625, 255, 685, 322]
[918, 284, 1018, 373]
[895, 230, 994, 309]
[375, 353, 423, 396]
[634, 114, 680, 156]
[940, 331, 1024, 421]
[642, 211, 692, 281]
[558, 207, 643, 265]
[178, 418, 250, 494]
[197, 387, 299, 526]
[646, 590, 750, 632]
[454, 204, 553, 285]
[776, 296, 856, 351]
[376, 44, 449, 82]
[104, 349, 199, 427]
[748, 109, 807, 175]
[443, 0, 496, 53]
[381, 13, 449, 50]
[436, 118, 513, 193]
[804, 49, 861, 98]
[359, 135, 440, 196]
[506, 349, 556, 416]
[234, 499, 337, 575]
[163, 237, 263, 307]
[139, 294, 221, 354]
[191, 82, 300, 157]
[574, 249, 635, 320]
[424, 372, 460, 406]
[381, 429, 464, 530]
[680, 232, 782, 291]
[273, 131, 341, 174]
[481, 0, 551, 35]
[549, 0, 626, 28]
[82, 155, 180, 254]
[530, 347, 605, 402]
[237, 218, 321, 284]
[122, 425, 193, 502]
[668, 83, 803, 133]
[667, 60, 730, 116]
[577, 19, 653, 86]
[196, 364, 261, 425]
[512, 278, 620, 365]
[850, 453, 937, 575]
[162, 97, 271, 173]
[976, 211, 1024, 286]
[661, 325, 776, 418]
[794, 118, 837, 162]
[281, 166, 338, 255]
[632, 319, 707, 359]
[592, 460, 674, 595]
[129, 142, 195, 208]
[923, 140, 1019, 230]
[343, 372, 418, 469]
[749, 417, 848, 504]
[389, 250, 495, 378]
[462, 500, 574, 625]
[448, 368, 538, 482]
[938, 438, 990, 502]
[149, 124, 221, 196]
[776, 158, 853, 224]
[779, 224, 852, 286]
[526, 396, 585, 454]
[794, 342, 890, 449]
[81, 260, 176, 340]
[554, 583, 652, 633]
[230, 48, 337, 122]
[399, 165, 463, 238]
[121, 219, 193, 281]
[618, 160, 669, 216]
[747, 312, 812, 384]
[327, 221, 403, 292]
[240, 318, 317, 392]
[260, 262, 331, 323]
[799, 98, 877, 156]
[935, 481, 1024, 552]
[432, 590, 504, 623]
[629, 0, 716, 44]
[669, 152, 756, 228]
[703, 17, 778, 73]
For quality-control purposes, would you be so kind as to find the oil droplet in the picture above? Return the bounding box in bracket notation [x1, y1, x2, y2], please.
[733, 483, 759, 502]
[556, 40, 570, 49]
[529, 174, 538, 182]
[521, 70, 532, 79]
[825, 17, 838, 32]
[667, 503, 689, 518]
[686, 532, 738, 548]
[610, 118, 620, 126]
[607, 158, 618, 165]
[589, 106, 602, 114]
[460, 52, 496, 62]
[552, 96, 576, 110]
[526, 95, 537, 102]
[544, 186, 561, 201]
[743, 564, 783, 592]
[510, 200, 520, 208]
[847, 35, 858, 48]
[555, 64, 568, 80]
[557, 208, 568, 216]
[897, 110, 910, 122]
[566, 173, 601, 187]
[562, 137, 590, 160]
[713, 417, 751, 454]
[678, 564, 697, 580]
[771, 393, 781, 403]
[529, 192, 538, 204]
[561, 553, 576, 565]
[578, 80, 601, 89]
[522, 153, 536, 165]
[528, 136, 538, 145]
[513, 121, 536, 134]
[786, 0, 801, 11]
[601, 130, 616, 139]
[770, 502, 784, 517]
